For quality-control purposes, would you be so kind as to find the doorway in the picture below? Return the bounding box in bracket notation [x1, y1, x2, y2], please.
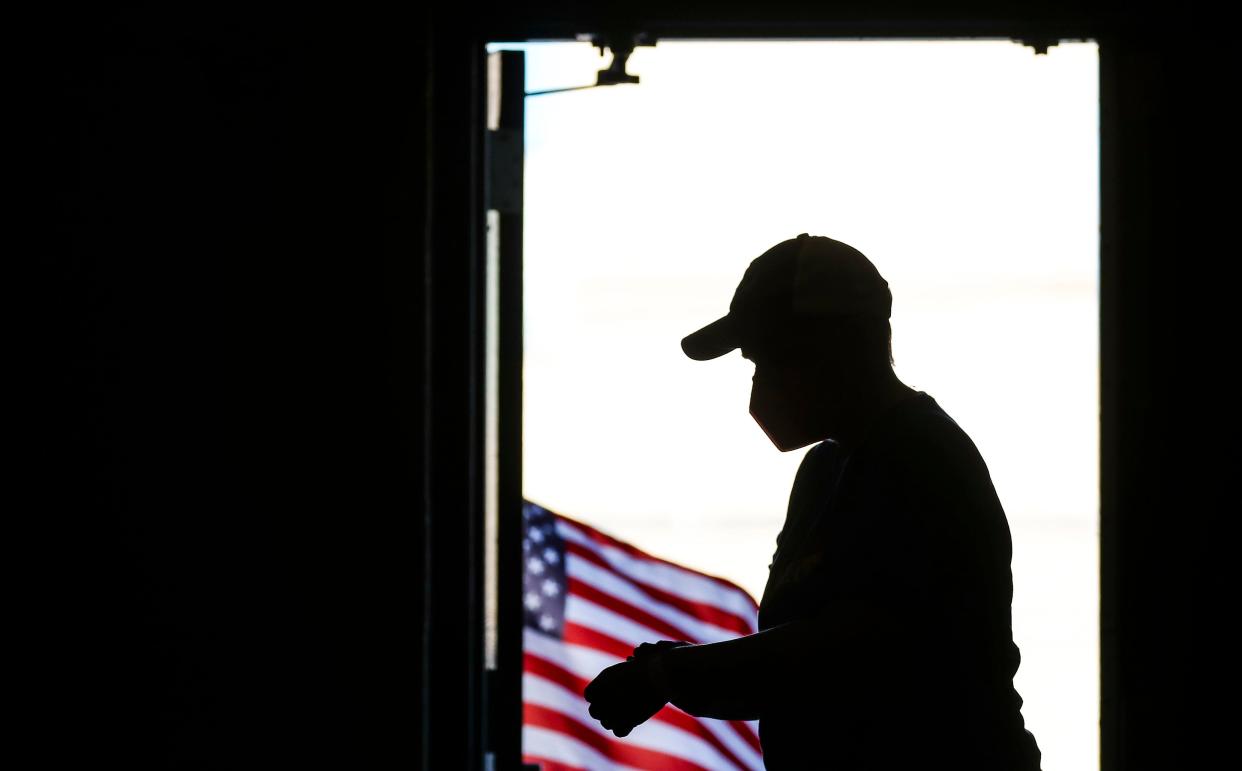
[494, 39, 1099, 771]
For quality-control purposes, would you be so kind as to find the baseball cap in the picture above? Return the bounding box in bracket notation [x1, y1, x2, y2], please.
[680, 233, 892, 361]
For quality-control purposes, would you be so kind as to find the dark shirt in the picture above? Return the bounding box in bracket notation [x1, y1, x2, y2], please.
[755, 391, 1042, 770]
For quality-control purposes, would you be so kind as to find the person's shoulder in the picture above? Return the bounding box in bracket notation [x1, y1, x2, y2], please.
[797, 436, 843, 472]
[789, 438, 844, 493]
[878, 391, 969, 446]
[871, 392, 991, 482]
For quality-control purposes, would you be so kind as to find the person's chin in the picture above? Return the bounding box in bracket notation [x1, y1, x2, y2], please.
[770, 432, 818, 452]
[752, 410, 817, 452]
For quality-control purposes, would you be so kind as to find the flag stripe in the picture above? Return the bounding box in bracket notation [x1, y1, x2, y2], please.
[566, 595, 675, 651]
[698, 716, 764, 766]
[525, 673, 743, 771]
[522, 758, 588, 771]
[562, 620, 636, 660]
[524, 651, 753, 771]
[525, 703, 721, 771]
[567, 554, 744, 642]
[566, 542, 755, 635]
[567, 577, 723, 647]
[523, 725, 646, 771]
[554, 512, 759, 598]
[556, 519, 759, 619]
[525, 627, 620, 680]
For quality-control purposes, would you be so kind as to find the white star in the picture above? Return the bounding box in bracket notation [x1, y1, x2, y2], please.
[541, 578, 560, 597]
[542, 547, 559, 564]
[525, 591, 541, 610]
[539, 614, 556, 631]
[529, 528, 545, 544]
[527, 557, 545, 575]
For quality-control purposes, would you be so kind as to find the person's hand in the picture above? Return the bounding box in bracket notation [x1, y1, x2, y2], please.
[583, 656, 671, 738]
[629, 639, 690, 662]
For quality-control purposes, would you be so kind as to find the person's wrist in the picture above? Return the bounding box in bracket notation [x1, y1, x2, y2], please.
[645, 650, 674, 702]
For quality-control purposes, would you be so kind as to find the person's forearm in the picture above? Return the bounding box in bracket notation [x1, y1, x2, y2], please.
[656, 615, 830, 718]
[655, 603, 896, 720]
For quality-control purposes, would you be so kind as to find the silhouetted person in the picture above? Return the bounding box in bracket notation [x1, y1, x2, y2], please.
[584, 234, 1042, 769]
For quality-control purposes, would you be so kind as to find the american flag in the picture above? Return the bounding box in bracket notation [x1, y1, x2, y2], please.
[522, 501, 764, 771]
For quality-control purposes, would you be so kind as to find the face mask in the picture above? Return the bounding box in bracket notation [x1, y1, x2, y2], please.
[750, 374, 810, 452]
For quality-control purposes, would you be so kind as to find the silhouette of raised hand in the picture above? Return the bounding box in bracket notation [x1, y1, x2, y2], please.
[584, 654, 672, 737]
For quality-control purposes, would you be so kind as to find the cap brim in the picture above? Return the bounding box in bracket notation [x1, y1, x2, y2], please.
[681, 314, 741, 361]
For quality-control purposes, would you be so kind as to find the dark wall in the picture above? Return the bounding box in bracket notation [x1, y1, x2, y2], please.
[47, 6, 432, 767]
[45, 2, 1222, 769]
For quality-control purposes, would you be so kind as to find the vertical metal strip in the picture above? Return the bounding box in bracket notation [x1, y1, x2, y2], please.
[1097, 34, 1118, 771]
[495, 49, 526, 771]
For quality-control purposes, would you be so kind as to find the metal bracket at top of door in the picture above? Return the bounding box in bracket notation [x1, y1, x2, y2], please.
[525, 32, 657, 97]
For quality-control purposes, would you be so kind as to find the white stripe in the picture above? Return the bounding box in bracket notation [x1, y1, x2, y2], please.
[523, 724, 645, 771]
[697, 716, 764, 771]
[568, 555, 740, 643]
[523, 630, 764, 771]
[557, 520, 759, 623]
[525, 628, 621, 681]
[566, 595, 672, 650]
[524, 673, 742, 771]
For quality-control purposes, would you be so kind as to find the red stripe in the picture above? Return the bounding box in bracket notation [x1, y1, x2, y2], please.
[550, 509, 760, 604]
[569, 577, 700, 643]
[563, 621, 634, 659]
[524, 651, 592, 696]
[524, 703, 717, 771]
[726, 718, 762, 756]
[525, 652, 753, 771]
[521, 758, 586, 771]
[566, 542, 755, 635]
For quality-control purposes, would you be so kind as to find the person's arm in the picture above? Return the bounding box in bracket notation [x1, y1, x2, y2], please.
[587, 529, 909, 733]
[649, 598, 899, 720]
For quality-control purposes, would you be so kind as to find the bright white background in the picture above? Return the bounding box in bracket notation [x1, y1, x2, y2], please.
[499, 39, 1099, 771]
